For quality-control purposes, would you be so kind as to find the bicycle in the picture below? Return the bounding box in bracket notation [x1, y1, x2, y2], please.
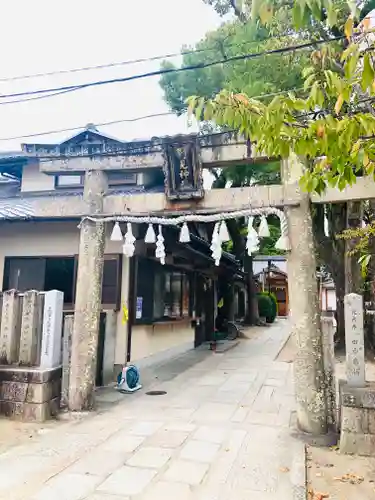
[214, 319, 241, 341]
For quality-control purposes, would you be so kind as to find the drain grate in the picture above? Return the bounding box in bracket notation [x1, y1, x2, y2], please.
[146, 390, 167, 396]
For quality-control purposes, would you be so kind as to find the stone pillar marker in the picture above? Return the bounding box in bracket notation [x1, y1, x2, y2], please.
[321, 316, 337, 428]
[61, 314, 73, 407]
[283, 155, 328, 435]
[69, 170, 108, 411]
[344, 293, 365, 387]
[0, 290, 20, 364]
[19, 290, 40, 366]
[40, 290, 64, 369]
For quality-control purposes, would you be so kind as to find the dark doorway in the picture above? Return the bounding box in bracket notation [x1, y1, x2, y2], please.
[204, 279, 215, 343]
[194, 275, 205, 347]
[45, 258, 75, 303]
[194, 276, 215, 347]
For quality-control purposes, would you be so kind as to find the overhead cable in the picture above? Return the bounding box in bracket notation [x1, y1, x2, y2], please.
[0, 35, 345, 100]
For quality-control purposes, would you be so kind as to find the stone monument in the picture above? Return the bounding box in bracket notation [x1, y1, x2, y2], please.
[340, 293, 375, 456]
[344, 293, 365, 387]
[0, 289, 63, 422]
[40, 290, 64, 369]
[0, 290, 20, 364]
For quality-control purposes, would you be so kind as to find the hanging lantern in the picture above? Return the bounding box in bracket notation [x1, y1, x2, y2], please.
[155, 225, 166, 265]
[145, 223, 156, 243]
[122, 223, 136, 257]
[258, 215, 270, 238]
[179, 222, 191, 243]
[110, 222, 123, 242]
[219, 220, 230, 242]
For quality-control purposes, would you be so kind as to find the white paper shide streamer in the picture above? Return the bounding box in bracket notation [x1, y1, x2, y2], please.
[86, 205, 292, 265]
[110, 222, 123, 242]
[155, 225, 166, 265]
[145, 223, 156, 243]
[122, 223, 136, 257]
[275, 215, 291, 251]
[179, 222, 190, 243]
[219, 220, 230, 242]
[246, 217, 259, 256]
[210, 222, 222, 266]
[258, 215, 270, 238]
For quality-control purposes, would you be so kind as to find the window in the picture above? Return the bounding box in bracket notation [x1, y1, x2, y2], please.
[136, 258, 192, 322]
[55, 175, 83, 188]
[55, 172, 137, 189]
[4, 257, 75, 304]
[3, 255, 122, 309]
[101, 256, 122, 308]
[106, 172, 137, 185]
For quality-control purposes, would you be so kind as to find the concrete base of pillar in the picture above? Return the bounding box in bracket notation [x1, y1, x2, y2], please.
[0, 365, 61, 422]
[339, 382, 375, 456]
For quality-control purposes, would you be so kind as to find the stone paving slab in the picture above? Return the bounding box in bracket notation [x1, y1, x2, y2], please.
[0, 320, 306, 500]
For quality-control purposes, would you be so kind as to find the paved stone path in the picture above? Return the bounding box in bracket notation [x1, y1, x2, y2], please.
[0, 321, 305, 500]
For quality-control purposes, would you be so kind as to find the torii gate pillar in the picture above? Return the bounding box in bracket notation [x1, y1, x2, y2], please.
[283, 156, 328, 435]
[69, 170, 108, 411]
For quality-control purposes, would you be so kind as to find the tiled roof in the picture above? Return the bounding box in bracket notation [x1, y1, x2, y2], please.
[0, 199, 34, 219]
[0, 185, 166, 221]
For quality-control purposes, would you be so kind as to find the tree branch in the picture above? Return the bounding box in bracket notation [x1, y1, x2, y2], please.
[229, 0, 247, 22]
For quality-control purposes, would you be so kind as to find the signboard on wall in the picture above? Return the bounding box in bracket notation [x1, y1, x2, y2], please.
[136, 297, 143, 319]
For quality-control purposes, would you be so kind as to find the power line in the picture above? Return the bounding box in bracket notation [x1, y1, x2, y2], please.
[0, 35, 345, 101]
[4, 94, 373, 154]
[0, 87, 84, 106]
[0, 87, 307, 141]
[0, 32, 310, 83]
[0, 114, 174, 142]
[0, 82, 306, 108]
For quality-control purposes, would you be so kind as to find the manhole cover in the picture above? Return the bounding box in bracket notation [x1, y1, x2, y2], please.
[146, 390, 167, 396]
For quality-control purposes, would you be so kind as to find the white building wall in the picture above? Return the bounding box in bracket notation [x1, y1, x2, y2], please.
[21, 163, 55, 192]
[0, 220, 194, 373]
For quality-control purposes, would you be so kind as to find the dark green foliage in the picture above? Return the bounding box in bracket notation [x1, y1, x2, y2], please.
[267, 291, 278, 319]
[159, 16, 307, 116]
[257, 291, 277, 323]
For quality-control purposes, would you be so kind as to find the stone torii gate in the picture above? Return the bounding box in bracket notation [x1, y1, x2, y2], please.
[35, 132, 375, 436]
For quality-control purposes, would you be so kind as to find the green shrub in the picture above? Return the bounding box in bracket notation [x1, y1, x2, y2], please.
[257, 293, 273, 322]
[257, 292, 277, 323]
[267, 292, 278, 320]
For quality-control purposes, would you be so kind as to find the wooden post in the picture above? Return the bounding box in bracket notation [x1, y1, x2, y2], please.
[283, 156, 328, 435]
[69, 170, 108, 411]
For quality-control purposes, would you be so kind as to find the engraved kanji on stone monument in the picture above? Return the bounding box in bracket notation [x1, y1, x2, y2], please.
[0, 290, 20, 364]
[19, 290, 40, 366]
[40, 290, 64, 369]
[344, 293, 365, 387]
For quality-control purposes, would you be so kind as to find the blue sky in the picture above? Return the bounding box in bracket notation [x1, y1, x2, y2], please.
[0, 0, 223, 151]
